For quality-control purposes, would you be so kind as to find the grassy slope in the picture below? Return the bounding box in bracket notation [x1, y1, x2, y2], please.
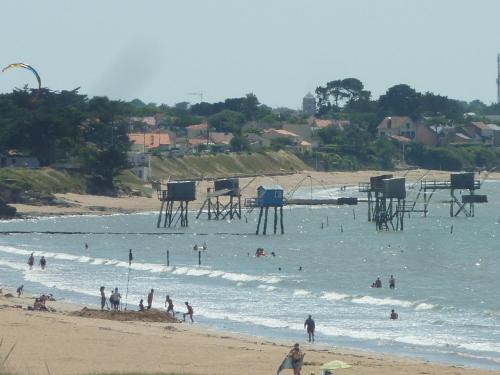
[0, 167, 87, 194]
[150, 150, 308, 180]
[0, 152, 308, 198]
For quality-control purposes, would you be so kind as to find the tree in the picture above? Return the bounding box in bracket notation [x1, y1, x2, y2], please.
[378, 84, 422, 118]
[208, 110, 246, 134]
[230, 135, 250, 152]
[315, 78, 367, 114]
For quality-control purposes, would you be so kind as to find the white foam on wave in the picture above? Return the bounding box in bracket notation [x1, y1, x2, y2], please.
[293, 289, 311, 296]
[352, 295, 413, 308]
[257, 285, 276, 292]
[320, 291, 350, 301]
[0, 244, 281, 286]
[320, 289, 437, 310]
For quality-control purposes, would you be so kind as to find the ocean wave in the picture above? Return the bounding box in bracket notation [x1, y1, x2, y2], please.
[320, 289, 437, 310]
[0, 245, 281, 285]
[293, 289, 311, 296]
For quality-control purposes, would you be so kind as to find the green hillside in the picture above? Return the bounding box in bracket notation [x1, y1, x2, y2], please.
[150, 151, 308, 180]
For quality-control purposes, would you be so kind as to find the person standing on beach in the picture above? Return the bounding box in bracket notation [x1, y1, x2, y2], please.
[27, 253, 34, 270]
[288, 343, 304, 375]
[17, 285, 24, 297]
[304, 315, 315, 343]
[147, 288, 154, 309]
[100, 286, 106, 310]
[40, 256, 46, 270]
[165, 295, 174, 316]
[183, 301, 194, 323]
[389, 275, 395, 289]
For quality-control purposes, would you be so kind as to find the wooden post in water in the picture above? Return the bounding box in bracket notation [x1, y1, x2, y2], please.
[263, 207, 269, 235]
[256, 207, 263, 235]
[280, 206, 284, 234]
[198, 250, 201, 266]
[167, 250, 170, 267]
[273, 207, 278, 234]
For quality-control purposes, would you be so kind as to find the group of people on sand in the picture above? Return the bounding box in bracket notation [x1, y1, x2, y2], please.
[371, 275, 395, 289]
[99, 286, 194, 322]
[27, 253, 46, 270]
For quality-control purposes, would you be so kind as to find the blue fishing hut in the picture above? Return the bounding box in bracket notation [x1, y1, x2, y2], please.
[246, 185, 285, 235]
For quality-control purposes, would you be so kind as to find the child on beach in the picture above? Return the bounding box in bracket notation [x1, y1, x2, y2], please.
[165, 295, 174, 316]
[183, 301, 194, 323]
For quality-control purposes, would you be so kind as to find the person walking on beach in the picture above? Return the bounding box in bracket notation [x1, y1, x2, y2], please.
[288, 343, 305, 375]
[147, 288, 154, 309]
[165, 295, 174, 316]
[17, 285, 24, 297]
[389, 275, 396, 289]
[27, 253, 34, 270]
[304, 315, 315, 343]
[40, 256, 46, 270]
[183, 301, 194, 323]
[100, 286, 106, 310]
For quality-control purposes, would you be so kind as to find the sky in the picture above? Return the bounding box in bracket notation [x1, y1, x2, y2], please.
[2, 0, 500, 108]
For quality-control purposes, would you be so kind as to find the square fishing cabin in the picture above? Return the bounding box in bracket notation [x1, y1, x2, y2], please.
[157, 180, 196, 228]
[251, 185, 285, 235]
[257, 185, 284, 207]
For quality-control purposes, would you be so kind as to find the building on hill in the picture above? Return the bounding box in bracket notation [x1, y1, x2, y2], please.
[186, 123, 208, 138]
[282, 123, 312, 141]
[128, 132, 174, 153]
[377, 116, 438, 146]
[487, 124, 500, 146]
[209, 132, 234, 146]
[0, 154, 39, 168]
[246, 133, 271, 149]
[302, 92, 316, 116]
[466, 121, 493, 143]
[127, 116, 158, 130]
[262, 128, 303, 143]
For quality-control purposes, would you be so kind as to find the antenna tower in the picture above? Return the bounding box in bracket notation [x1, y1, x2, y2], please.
[497, 54, 500, 104]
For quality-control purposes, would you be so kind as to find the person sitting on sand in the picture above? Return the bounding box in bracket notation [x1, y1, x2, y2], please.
[288, 343, 305, 375]
[139, 299, 145, 311]
[17, 285, 24, 297]
[165, 295, 174, 316]
[40, 256, 46, 270]
[390, 309, 398, 320]
[28, 253, 34, 270]
[183, 301, 194, 323]
[147, 288, 154, 309]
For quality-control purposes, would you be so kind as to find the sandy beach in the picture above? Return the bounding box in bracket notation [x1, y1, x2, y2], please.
[12, 169, 499, 217]
[0, 289, 496, 375]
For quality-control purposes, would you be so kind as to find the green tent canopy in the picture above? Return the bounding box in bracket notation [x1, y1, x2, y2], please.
[320, 360, 352, 371]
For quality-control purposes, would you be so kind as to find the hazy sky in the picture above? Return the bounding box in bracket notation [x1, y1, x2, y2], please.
[2, 1, 500, 108]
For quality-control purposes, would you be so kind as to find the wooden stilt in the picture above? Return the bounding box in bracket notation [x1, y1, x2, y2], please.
[256, 207, 263, 235]
[263, 207, 269, 235]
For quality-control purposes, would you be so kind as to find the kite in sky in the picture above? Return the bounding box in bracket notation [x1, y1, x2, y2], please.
[2, 62, 42, 101]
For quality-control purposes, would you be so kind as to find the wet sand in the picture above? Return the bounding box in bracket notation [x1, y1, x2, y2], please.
[0, 289, 496, 375]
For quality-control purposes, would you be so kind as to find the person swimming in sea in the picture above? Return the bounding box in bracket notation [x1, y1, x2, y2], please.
[27, 253, 34, 270]
[390, 309, 398, 320]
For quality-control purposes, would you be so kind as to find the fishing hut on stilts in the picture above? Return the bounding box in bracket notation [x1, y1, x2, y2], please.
[245, 185, 285, 235]
[196, 178, 241, 220]
[360, 175, 412, 231]
[415, 172, 486, 217]
[155, 180, 196, 227]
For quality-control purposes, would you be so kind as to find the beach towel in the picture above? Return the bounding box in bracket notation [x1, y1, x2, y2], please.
[277, 355, 303, 374]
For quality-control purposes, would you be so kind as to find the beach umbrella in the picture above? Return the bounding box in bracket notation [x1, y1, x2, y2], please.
[320, 360, 352, 371]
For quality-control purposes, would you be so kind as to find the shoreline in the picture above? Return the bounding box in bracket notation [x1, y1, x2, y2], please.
[11, 169, 500, 217]
[0, 288, 497, 375]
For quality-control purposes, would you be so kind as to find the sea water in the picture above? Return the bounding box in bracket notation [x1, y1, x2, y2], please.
[1, 181, 500, 369]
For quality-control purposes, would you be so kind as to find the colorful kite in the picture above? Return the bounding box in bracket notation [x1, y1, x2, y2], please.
[2, 63, 41, 101]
